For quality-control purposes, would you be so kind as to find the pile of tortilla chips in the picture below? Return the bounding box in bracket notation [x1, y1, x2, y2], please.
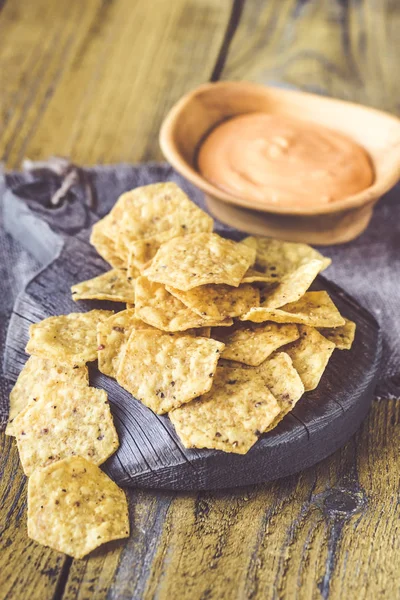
[7, 182, 356, 556]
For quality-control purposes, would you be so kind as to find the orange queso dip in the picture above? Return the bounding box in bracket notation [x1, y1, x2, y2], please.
[197, 113, 374, 208]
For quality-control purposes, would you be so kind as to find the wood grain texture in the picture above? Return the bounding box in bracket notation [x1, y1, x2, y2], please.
[0, 0, 231, 168]
[1, 0, 400, 598]
[221, 0, 400, 115]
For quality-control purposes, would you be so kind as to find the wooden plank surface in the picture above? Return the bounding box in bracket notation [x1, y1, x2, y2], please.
[0, 0, 231, 167]
[1, 0, 400, 599]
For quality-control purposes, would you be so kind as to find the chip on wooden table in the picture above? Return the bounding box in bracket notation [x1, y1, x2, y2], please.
[14, 384, 119, 476]
[90, 216, 126, 269]
[6, 357, 88, 436]
[242, 237, 331, 277]
[71, 269, 136, 303]
[255, 352, 304, 430]
[97, 309, 154, 377]
[26, 310, 113, 366]
[134, 277, 232, 332]
[117, 330, 225, 414]
[144, 233, 256, 290]
[319, 318, 356, 350]
[213, 322, 299, 366]
[241, 291, 345, 328]
[28, 456, 129, 559]
[284, 326, 336, 391]
[166, 282, 260, 320]
[169, 367, 281, 454]
[259, 259, 323, 309]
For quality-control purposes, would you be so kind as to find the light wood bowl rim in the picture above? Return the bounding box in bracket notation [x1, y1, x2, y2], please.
[160, 81, 400, 216]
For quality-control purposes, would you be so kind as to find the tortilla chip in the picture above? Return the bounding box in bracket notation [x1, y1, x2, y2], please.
[28, 456, 129, 558]
[241, 291, 345, 328]
[213, 322, 299, 366]
[134, 277, 232, 332]
[241, 267, 278, 284]
[26, 310, 113, 366]
[116, 330, 225, 414]
[255, 352, 304, 430]
[116, 182, 213, 240]
[166, 283, 260, 320]
[126, 230, 180, 275]
[284, 326, 335, 391]
[169, 367, 281, 454]
[71, 269, 136, 303]
[144, 233, 256, 290]
[97, 309, 154, 377]
[14, 384, 119, 476]
[90, 216, 126, 269]
[319, 318, 356, 350]
[242, 237, 331, 276]
[6, 357, 88, 436]
[259, 259, 323, 309]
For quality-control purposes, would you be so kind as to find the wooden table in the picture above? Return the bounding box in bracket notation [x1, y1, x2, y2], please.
[1, 1, 399, 598]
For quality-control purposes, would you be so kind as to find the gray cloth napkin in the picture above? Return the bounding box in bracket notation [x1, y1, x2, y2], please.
[0, 162, 399, 427]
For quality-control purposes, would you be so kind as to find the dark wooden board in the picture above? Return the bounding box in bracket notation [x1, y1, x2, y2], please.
[3, 223, 382, 491]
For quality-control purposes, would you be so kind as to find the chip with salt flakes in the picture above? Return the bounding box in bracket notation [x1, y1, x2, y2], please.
[14, 384, 119, 476]
[71, 269, 136, 303]
[97, 309, 154, 378]
[117, 330, 225, 414]
[242, 237, 331, 276]
[6, 357, 88, 436]
[28, 456, 129, 559]
[240, 291, 345, 328]
[144, 233, 256, 291]
[26, 310, 113, 366]
[319, 318, 356, 350]
[134, 277, 232, 332]
[284, 325, 335, 391]
[213, 322, 299, 367]
[255, 352, 304, 430]
[259, 259, 323, 309]
[166, 282, 260, 320]
[169, 367, 281, 454]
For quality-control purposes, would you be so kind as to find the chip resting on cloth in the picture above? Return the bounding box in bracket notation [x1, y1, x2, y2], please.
[241, 291, 345, 327]
[255, 352, 304, 430]
[284, 325, 336, 391]
[134, 276, 232, 331]
[13, 384, 119, 475]
[27, 456, 129, 559]
[242, 237, 331, 277]
[319, 318, 356, 350]
[117, 330, 225, 413]
[26, 310, 113, 366]
[165, 282, 260, 320]
[169, 367, 281, 454]
[144, 233, 256, 290]
[6, 357, 88, 436]
[212, 322, 299, 366]
[71, 269, 136, 303]
[97, 309, 154, 377]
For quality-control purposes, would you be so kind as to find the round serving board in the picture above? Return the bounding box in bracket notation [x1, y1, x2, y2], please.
[4, 227, 381, 491]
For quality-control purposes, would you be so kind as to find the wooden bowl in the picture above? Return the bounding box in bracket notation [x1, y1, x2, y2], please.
[160, 81, 400, 244]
